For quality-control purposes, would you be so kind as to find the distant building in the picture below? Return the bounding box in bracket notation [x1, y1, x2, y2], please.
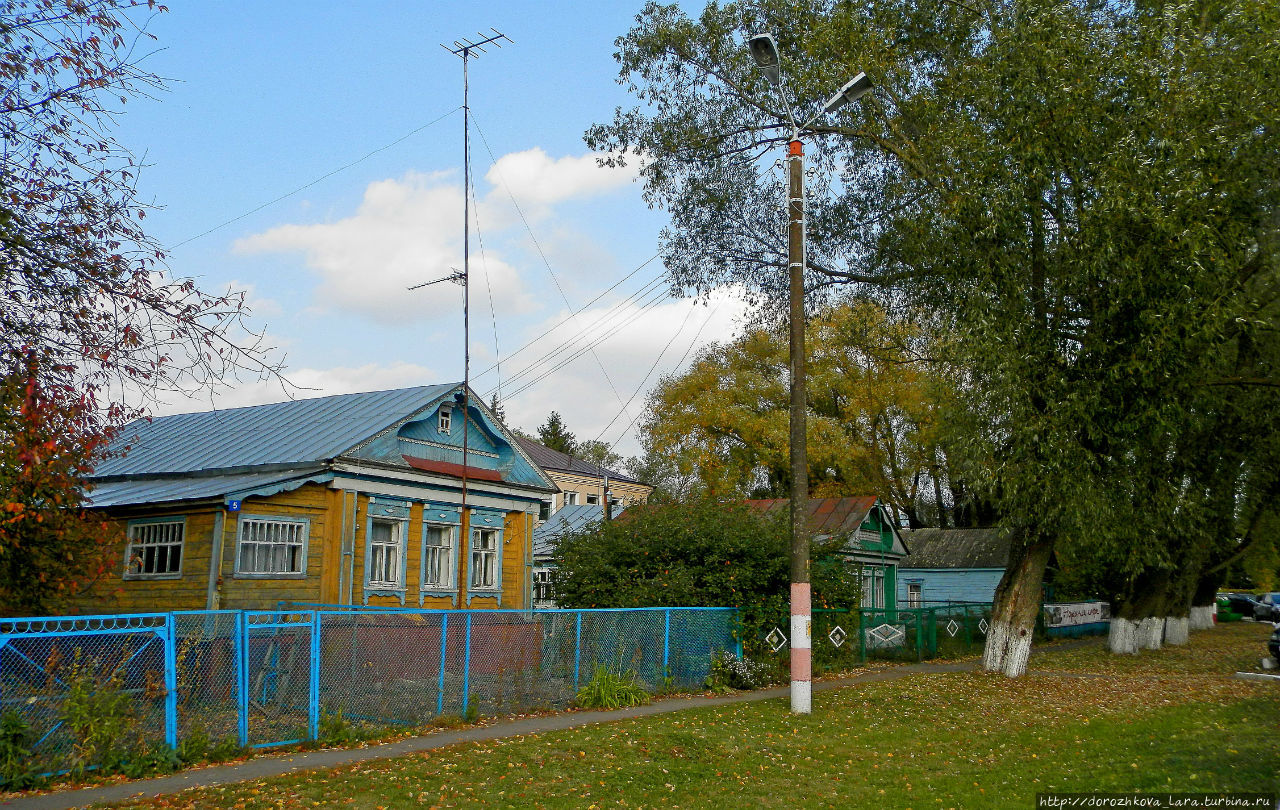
[897, 527, 1012, 607]
[514, 436, 652, 519]
[746, 496, 908, 612]
[529, 502, 624, 609]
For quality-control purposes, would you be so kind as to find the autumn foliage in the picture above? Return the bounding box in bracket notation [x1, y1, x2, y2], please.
[0, 358, 124, 615]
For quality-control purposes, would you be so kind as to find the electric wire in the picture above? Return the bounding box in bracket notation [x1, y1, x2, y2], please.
[483, 273, 670, 394]
[471, 252, 663, 381]
[469, 111, 633, 422]
[490, 281, 676, 401]
[590, 295, 700, 442]
[467, 180, 503, 404]
[172, 107, 463, 249]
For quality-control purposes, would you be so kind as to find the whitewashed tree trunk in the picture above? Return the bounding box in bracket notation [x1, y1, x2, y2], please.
[1188, 605, 1215, 630]
[1109, 617, 1139, 654]
[982, 535, 1053, 678]
[1163, 616, 1190, 645]
[1137, 616, 1164, 650]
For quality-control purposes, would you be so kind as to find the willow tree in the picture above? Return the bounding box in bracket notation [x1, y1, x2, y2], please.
[589, 0, 1280, 674]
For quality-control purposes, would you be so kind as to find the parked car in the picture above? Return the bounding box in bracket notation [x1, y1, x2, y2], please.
[1255, 593, 1280, 622]
[1220, 593, 1264, 618]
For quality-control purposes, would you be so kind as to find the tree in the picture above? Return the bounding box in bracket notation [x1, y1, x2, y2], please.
[1, 1, 281, 609]
[639, 299, 951, 525]
[552, 498, 861, 644]
[574, 439, 625, 472]
[536, 412, 578, 455]
[589, 0, 1280, 674]
[0, 356, 124, 614]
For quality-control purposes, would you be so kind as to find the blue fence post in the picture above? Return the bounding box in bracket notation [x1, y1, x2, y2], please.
[662, 609, 671, 676]
[163, 613, 178, 750]
[461, 613, 472, 718]
[308, 611, 321, 740]
[236, 611, 249, 747]
[437, 613, 448, 717]
[733, 609, 743, 657]
[573, 611, 583, 691]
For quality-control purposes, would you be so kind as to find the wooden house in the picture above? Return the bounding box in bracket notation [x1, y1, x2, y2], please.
[77, 385, 558, 613]
[514, 436, 652, 517]
[896, 527, 1012, 607]
[745, 496, 908, 611]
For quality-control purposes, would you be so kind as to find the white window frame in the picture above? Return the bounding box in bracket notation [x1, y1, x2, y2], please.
[861, 566, 885, 610]
[906, 582, 923, 609]
[366, 518, 406, 590]
[470, 527, 500, 590]
[532, 567, 556, 606]
[124, 518, 185, 580]
[585, 493, 600, 505]
[438, 404, 452, 434]
[234, 515, 309, 579]
[563, 492, 579, 507]
[420, 523, 459, 591]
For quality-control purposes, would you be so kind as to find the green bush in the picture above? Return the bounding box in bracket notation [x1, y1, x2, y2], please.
[61, 656, 137, 776]
[0, 709, 41, 790]
[574, 666, 650, 710]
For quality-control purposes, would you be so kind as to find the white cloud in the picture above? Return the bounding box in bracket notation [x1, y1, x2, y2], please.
[488, 287, 749, 456]
[150, 361, 439, 416]
[233, 171, 532, 324]
[480, 148, 637, 227]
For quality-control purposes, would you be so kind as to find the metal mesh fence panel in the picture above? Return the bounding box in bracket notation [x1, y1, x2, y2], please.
[577, 609, 665, 690]
[0, 614, 170, 777]
[666, 609, 736, 689]
[317, 611, 446, 730]
[467, 612, 555, 716]
[172, 611, 239, 749]
[243, 612, 312, 748]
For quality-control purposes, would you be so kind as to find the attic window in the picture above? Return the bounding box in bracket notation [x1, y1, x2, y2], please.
[438, 404, 452, 434]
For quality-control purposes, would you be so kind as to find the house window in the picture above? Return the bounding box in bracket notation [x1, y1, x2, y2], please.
[907, 582, 922, 609]
[438, 405, 452, 434]
[470, 528, 499, 589]
[538, 499, 552, 522]
[125, 519, 184, 578]
[861, 567, 885, 610]
[585, 494, 600, 505]
[422, 524, 457, 589]
[533, 568, 555, 605]
[563, 492, 579, 507]
[236, 516, 308, 576]
[368, 519, 403, 588]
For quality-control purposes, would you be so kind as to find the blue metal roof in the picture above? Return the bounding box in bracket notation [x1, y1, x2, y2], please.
[85, 468, 331, 508]
[533, 503, 623, 559]
[94, 385, 456, 477]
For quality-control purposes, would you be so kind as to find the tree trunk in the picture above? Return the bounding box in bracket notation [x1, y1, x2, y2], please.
[1111, 569, 1170, 654]
[982, 531, 1053, 677]
[1189, 572, 1221, 630]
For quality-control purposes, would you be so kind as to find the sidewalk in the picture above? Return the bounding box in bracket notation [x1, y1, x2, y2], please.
[1, 643, 1097, 810]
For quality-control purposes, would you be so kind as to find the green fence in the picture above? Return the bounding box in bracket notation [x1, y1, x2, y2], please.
[751, 603, 994, 675]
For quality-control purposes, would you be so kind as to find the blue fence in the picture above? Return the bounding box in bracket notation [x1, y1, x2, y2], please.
[0, 606, 736, 778]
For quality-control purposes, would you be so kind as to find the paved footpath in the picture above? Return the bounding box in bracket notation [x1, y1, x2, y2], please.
[2, 643, 1098, 810]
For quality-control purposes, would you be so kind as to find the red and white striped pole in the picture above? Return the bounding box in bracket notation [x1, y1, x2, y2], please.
[786, 136, 811, 714]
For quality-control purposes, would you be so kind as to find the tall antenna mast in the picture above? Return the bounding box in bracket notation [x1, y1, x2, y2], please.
[442, 29, 510, 567]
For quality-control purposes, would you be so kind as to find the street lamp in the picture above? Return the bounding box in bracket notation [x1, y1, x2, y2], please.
[748, 32, 871, 715]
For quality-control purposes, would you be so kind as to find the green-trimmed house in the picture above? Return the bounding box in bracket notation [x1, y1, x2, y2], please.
[745, 496, 908, 611]
[76, 385, 558, 614]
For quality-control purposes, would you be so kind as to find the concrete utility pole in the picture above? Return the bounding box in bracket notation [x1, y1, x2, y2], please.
[747, 32, 872, 715]
[786, 134, 812, 712]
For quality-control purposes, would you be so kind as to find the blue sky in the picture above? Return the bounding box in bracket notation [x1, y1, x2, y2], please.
[118, 1, 746, 456]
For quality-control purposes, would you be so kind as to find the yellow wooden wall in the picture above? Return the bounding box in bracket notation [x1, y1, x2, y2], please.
[75, 485, 533, 615]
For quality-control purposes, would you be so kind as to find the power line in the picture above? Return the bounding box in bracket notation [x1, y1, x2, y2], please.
[469, 110, 634, 424]
[171, 107, 462, 249]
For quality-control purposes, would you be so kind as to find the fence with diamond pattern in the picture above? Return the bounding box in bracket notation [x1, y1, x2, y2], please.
[755, 603, 995, 673]
[0, 605, 735, 779]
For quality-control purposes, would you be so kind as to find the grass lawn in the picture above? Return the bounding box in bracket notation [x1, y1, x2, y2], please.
[103, 623, 1277, 809]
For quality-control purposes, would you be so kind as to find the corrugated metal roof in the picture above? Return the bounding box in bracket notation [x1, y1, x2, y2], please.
[532, 503, 623, 559]
[900, 528, 1012, 569]
[745, 496, 879, 537]
[85, 468, 329, 508]
[94, 385, 455, 477]
[514, 436, 643, 484]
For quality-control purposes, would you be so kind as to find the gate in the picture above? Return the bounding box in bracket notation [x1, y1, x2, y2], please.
[239, 611, 316, 748]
